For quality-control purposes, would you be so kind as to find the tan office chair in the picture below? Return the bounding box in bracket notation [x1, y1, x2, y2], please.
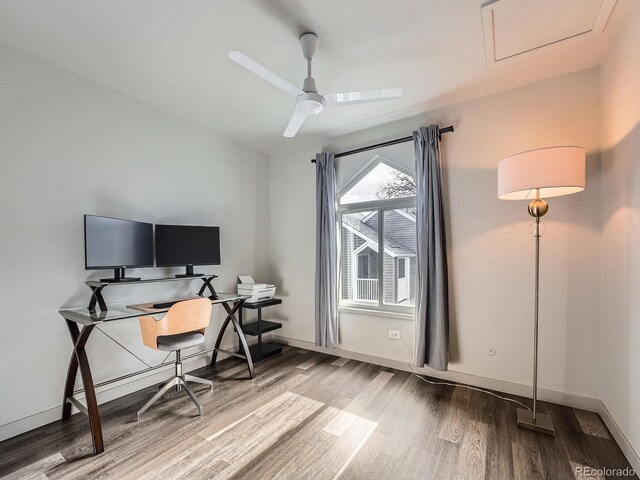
[137, 298, 213, 421]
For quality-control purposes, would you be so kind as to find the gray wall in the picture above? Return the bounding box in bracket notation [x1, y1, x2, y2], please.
[599, 1, 640, 463]
[0, 43, 270, 436]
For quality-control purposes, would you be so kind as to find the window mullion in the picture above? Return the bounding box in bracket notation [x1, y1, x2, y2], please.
[378, 207, 384, 308]
[338, 196, 416, 214]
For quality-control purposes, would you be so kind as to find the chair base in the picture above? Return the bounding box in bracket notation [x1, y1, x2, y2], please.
[137, 371, 213, 421]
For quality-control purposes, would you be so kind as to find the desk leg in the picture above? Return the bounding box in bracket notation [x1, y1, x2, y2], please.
[210, 314, 232, 367]
[228, 308, 255, 379]
[257, 307, 262, 360]
[210, 301, 255, 379]
[62, 346, 79, 420]
[62, 321, 104, 455]
[237, 307, 244, 355]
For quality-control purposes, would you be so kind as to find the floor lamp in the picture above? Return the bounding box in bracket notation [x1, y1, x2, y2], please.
[497, 146, 586, 436]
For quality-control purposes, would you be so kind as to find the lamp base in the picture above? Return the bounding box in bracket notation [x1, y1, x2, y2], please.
[517, 408, 555, 436]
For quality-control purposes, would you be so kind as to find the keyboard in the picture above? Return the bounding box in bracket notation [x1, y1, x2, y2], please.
[152, 300, 180, 309]
[151, 295, 218, 309]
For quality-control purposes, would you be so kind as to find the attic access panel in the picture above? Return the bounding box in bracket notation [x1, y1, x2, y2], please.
[481, 0, 618, 64]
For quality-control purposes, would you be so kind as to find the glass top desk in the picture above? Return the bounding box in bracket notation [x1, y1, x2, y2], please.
[59, 292, 253, 455]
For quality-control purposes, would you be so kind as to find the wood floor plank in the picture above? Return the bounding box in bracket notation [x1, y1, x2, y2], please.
[551, 403, 605, 470]
[343, 370, 394, 415]
[296, 353, 325, 370]
[323, 410, 361, 438]
[175, 392, 325, 479]
[271, 408, 377, 480]
[0, 452, 65, 480]
[570, 461, 606, 480]
[512, 441, 545, 480]
[424, 438, 461, 479]
[376, 373, 451, 454]
[573, 410, 612, 439]
[292, 359, 373, 405]
[458, 419, 488, 480]
[390, 445, 432, 480]
[536, 426, 576, 480]
[586, 436, 639, 479]
[228, 404, 345, 479]
[331, 357, 351, 367]
[337, 432, 399, 479]
[197, 374, 311, 439]
[358, 369, 409, 422]
[483, 396, 516, 480]
[438, 385, 472, 444]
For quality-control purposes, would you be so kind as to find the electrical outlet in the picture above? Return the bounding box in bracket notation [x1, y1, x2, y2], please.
[388, 330, 401, 340]
[487, 347, 497, 357]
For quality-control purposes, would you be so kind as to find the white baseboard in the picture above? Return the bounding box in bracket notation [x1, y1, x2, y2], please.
[0, 341, 249, 442]
[272, 335, 600, 412]
[598, 400, 640, 474]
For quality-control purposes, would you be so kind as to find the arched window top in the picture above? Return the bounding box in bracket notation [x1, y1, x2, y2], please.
[339, 154, 415, 206]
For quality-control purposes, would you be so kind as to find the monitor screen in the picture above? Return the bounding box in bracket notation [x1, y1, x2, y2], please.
[84, 215, 154, 269]
[155, 224, 221, 267]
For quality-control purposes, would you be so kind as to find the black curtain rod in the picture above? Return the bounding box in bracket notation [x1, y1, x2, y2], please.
[310, 125, 454, 163]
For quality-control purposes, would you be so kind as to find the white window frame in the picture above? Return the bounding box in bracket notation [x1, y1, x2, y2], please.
[338, 158, 417, 315]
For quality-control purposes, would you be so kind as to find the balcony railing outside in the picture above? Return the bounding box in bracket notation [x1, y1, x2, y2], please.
[355, 278, 378, 301]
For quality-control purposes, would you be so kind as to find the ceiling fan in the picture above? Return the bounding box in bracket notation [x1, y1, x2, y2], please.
[228, 32, 403, 138]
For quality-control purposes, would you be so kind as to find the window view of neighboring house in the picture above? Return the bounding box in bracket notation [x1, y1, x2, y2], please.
[338, 157, 417, 313]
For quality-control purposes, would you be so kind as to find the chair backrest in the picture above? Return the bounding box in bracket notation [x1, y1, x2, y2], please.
[139, 298, 212, 350]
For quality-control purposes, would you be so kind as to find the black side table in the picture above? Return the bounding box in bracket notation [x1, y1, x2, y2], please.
[238, 298, 283, 362]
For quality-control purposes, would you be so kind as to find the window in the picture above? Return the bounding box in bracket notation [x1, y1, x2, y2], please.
[339, 156, 417, 314]
[398, 257, 406, 278]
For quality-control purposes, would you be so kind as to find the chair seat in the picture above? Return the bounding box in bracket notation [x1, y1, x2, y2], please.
[156, 331, 205, 351]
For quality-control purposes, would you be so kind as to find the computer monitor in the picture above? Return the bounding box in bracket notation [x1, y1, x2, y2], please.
[84, 215, 154, 282]
[155, 224, 221, 277]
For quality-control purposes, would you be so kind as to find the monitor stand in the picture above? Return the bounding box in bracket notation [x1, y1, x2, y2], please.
[175, 265, 204, 278]
[100, 268, 141, 283]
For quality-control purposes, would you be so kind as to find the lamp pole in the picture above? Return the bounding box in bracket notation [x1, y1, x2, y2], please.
[516, 190, 555, 435]
[532, 203, 541, 422]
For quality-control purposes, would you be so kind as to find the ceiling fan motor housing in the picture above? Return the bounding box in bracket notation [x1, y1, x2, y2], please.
[296, 92, 325, 116]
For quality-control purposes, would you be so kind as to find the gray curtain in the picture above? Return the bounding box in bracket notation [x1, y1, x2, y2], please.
[315, 152, 338, 348]
[414, 125, 449, 371]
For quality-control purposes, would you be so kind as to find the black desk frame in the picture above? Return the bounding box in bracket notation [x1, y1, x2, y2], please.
[60, 278, 254, 456]
[88, 275, 218, 312]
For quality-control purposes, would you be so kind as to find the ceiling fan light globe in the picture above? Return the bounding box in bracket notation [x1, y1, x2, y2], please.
[295, 92, 325, 116]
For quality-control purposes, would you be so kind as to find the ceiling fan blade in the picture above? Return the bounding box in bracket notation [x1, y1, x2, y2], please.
[228, 51, 304, 97]
[283, 109, 307, 138]
[324, 87, 403, 105]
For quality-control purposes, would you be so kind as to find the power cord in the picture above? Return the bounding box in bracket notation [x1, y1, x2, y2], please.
[413, 374, 531, 411]
[397, 338, 531, 411]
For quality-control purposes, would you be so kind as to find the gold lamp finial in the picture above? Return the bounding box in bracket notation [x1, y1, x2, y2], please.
[528, 199, 548, 218]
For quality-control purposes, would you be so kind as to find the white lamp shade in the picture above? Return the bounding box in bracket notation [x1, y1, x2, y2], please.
[497, 146, 586, 200]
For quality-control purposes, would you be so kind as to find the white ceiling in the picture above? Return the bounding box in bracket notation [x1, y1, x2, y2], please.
[0, 0, 634, 154]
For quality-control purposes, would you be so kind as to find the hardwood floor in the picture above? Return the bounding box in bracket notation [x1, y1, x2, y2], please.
[0, 347, 636, 479]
